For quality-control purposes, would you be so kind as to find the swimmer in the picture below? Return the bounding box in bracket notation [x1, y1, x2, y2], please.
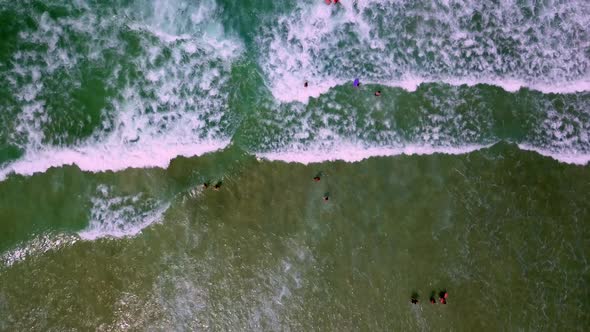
[203, 182, 209, 189]
[439, 291, 448, 304]
[374, 90, 381, 96]
[323, 194, 329, 201]
[429, 291, 437, 304]
[304, 81, 308, 88]
[353, 78, 360, 87]
[213, 182, 222, 191]
[411, 298, 418, 304]
[313, 172, 322, 182]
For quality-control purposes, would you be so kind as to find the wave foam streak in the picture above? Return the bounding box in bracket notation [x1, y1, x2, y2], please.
[0, 0, 242, 180]
[78, 185, 170, 240]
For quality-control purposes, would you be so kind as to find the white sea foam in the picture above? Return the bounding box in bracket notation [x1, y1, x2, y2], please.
[2, 0, 589, 183]
[257, 141, 492, 164]
[264, 61, 590, 104]
[258, 0, 590, 104]
[0, 185, 171, 266]
[1, 0, 242, 182]
[258, 141, 590, 166]
[0, 233, 78, 268]
[78, 185, 170, 240]
[383, 76, 590, 95]
[0, 139, 228, 181]
[0, 208, 167, 267]
[255, 75, 590, 166]
[518, 144, 590, 166]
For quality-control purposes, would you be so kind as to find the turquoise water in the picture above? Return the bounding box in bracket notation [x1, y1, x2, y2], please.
[0, 0, 589, 330]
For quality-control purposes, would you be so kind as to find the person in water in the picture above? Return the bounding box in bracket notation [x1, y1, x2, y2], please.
[313, 172, 322, 182]
[439, 291, 448, 304]
[411, 298, 418, 304]
[213, 182, 222, 191]
[304, 81, 308, 88]
[323, 194, 329, 201]
[203, 182, 209, 189]
[429, 290, 436, 304]
[374, 90, 381, 96]
[353, 78, 360, 87]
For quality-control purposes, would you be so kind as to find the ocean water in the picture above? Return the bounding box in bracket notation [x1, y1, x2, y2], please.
[0, 0, 589, 330]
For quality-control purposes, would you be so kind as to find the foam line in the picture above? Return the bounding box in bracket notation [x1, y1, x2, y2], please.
[258, 142, 590, 166]
[269, 73, 590, 105]
[78, 202, 171, 241]
[518, 144, 590, 166]
[0, 234, 78, 268]
[0, 139, 228, 181]
[256, 142, 493, 164]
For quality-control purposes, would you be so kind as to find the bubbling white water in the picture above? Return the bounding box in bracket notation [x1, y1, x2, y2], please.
[78, 185, 170, 240]
[257, 0, 590, 104]
[0, 0, 242, 181]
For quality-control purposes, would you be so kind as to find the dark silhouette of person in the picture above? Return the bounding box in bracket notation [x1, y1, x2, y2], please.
[439, 290, 448, 304]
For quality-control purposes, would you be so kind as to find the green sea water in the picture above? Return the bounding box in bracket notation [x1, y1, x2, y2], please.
[1, 0, 590, 330]
[1, 144, 590, 330]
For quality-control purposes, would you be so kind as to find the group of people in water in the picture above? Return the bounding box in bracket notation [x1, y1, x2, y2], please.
[203, 174, 329, 200]
[202, 181, 222, 191]
[203, 173, 329, 200]
[411, 291, 449, 305]
[312, 174, 330, 201]
[202, 143, 449, 306]
[205, 78, 380, 199]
